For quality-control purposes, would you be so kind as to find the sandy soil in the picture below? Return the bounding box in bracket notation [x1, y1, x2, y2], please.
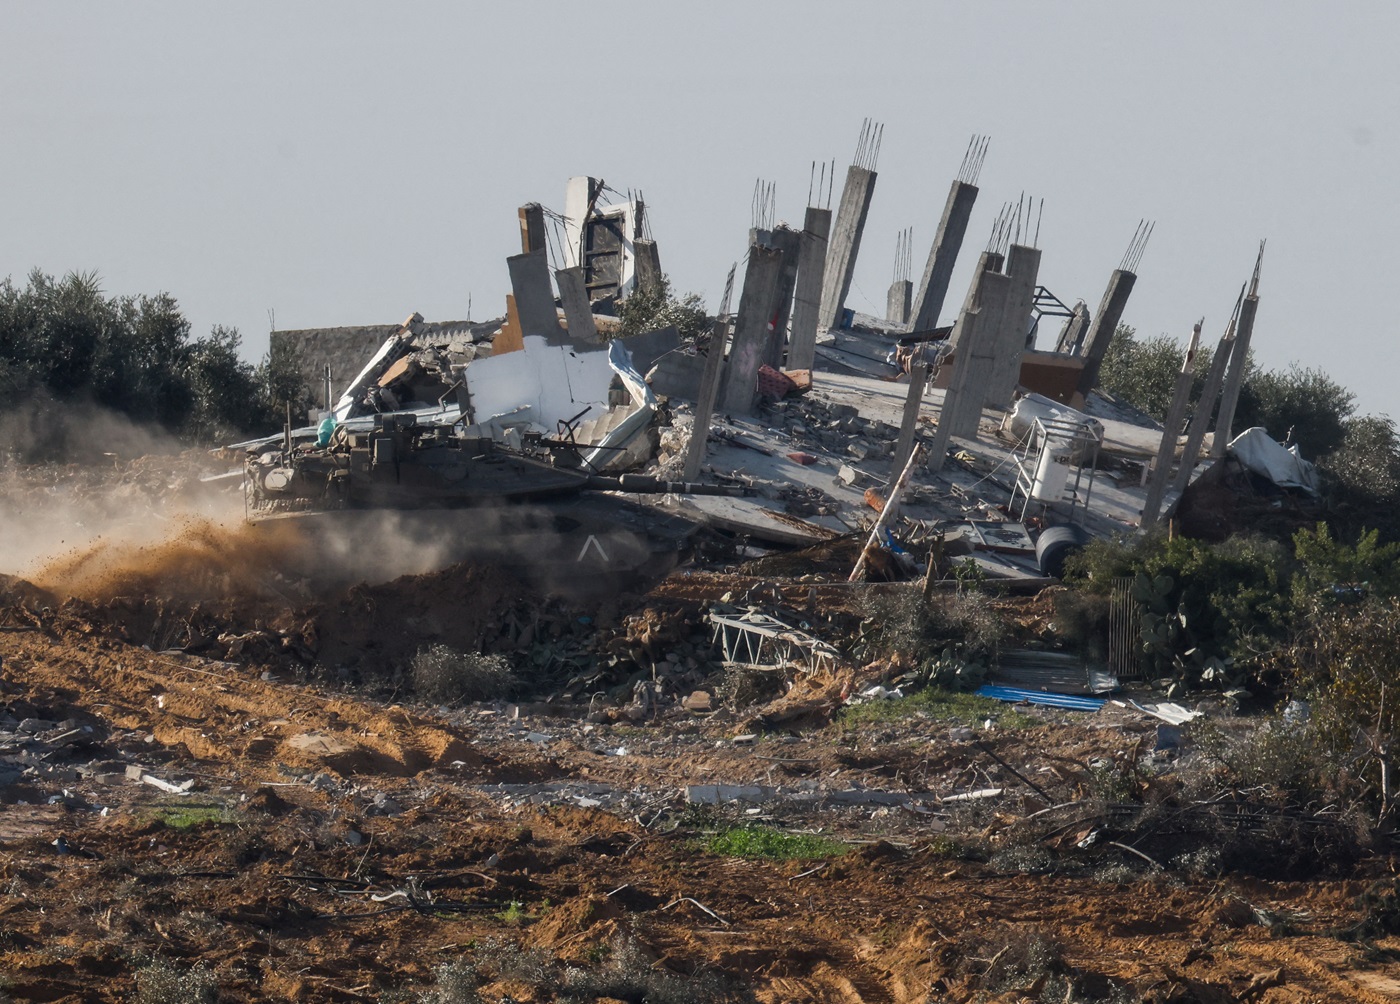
[2, 457, 1400, 1002]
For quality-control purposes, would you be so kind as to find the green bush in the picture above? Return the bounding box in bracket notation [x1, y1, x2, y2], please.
[0, 268, 309, 453]
[704, 825, 847, 860]
[134, 959, 218, 1004]
[616, 273, 709, 344]
[411, 645, 517, 704]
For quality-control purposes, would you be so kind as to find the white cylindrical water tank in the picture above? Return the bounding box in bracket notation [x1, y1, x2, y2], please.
[1031, 438, 1071, 501]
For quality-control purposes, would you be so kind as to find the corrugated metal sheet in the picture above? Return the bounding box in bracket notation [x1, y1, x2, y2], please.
[975, 685, 1106, 712]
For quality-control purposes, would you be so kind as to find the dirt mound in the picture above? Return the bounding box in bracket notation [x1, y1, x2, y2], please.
[16, 502, 575, 684]
[305, 559, 541, 675]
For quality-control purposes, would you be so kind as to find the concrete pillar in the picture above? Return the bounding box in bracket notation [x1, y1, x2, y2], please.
[633, 239, 662, 292]
[518, 203, 546, 254]
[1141, 323, 1203, 527]
[555, 266, 599, 346]
[1076, 269, 1138, 396]
[1212, 295, 1259, 457]
[926, 306, 981, 473]
[787, 207, 831, 371]
[910, 180, 978, 332]
[562, 176, 600, 269]
[892, 359, 930, 474]
[719, 244, 786, 415]
[1169, 327, 1235, 499]
[948, 269, 1011, 438]
[763, 225, 804, 368]
[951, 251, 1004, 325]
[1055, 301, 1091, 355]
[886, 280, 912, 326]
[818, 165, 877, 331]
[986, 244, 1042, 407]
[506, 249, 562, 342]
[684, 318, 731, 480]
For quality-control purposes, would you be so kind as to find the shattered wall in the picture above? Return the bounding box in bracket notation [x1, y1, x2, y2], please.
[273, 320, 498, 409]
[463, 334, 615, 433]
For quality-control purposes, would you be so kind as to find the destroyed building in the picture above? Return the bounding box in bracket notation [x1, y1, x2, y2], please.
[234, 138, 1298, 698]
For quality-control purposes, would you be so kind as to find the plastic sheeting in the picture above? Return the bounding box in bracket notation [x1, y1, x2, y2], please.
[583, 339, 657, 471]
[1227, 427, 1320, 496]
[975, 685, 1106, 712]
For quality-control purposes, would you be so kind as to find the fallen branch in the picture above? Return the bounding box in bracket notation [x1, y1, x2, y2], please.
[788, 863, 828, 882]
[661, 896, 730, 926]
[1107, 840, 1162, 870]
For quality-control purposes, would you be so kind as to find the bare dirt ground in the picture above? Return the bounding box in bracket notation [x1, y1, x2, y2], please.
[4, 458, 1400, 1002]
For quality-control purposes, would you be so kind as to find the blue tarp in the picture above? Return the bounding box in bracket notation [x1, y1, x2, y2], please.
[975, 685, 1106, 712]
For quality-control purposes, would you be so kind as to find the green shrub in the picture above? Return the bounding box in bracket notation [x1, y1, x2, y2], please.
[134, 959, 218, 1004]
[416, 961, 480, 1004]
[704, 825, 847, 860]
[411, 645, 517, 703]
[840, 687, 1035, 728]
[852, 587, 1006, 666]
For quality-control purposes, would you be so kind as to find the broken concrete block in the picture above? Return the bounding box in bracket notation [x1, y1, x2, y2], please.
[681, 691, 713, 713]
[620, 325, 682, 375]
[368, 792, 403, 816]
[142, 774, 195, 795]
[785, 369, 813, 393]
[685, 783, 774, 805]
[646, 349, 705, 401]
[756, 365, 798, 401]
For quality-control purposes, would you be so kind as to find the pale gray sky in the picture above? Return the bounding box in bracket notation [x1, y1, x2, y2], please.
[5, 2, 1398, 420]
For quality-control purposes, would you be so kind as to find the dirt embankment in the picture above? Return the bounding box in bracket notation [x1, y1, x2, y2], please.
[6, 459, 1400, 1001]
[3, 613, 1400, 1002]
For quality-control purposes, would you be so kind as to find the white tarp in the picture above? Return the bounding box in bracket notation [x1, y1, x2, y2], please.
[1227, 427, 1320, 495]
[583, 340, 657, 470]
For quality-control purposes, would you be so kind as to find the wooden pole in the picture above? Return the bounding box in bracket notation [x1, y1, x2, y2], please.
[850, 445, 922, 582]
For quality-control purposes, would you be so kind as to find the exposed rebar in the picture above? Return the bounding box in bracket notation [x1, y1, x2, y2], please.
[751, 179, 776, 231]
[891, 226, 914, 284]
[851, 118, 885, 172]
[1250, 239, 1266, 296]
[986, 202, 1015, 256]
[1119, 219, 1156, 273]
[718, 261, 738, 318]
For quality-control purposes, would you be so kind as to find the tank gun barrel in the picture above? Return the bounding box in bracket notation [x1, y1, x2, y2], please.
[584, 474, 749, 497]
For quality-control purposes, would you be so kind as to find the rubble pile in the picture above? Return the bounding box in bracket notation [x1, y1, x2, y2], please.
[0, 162, 1367, 1000]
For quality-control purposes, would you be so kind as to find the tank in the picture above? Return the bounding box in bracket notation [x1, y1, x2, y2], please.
[243, 413, 747, 593]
